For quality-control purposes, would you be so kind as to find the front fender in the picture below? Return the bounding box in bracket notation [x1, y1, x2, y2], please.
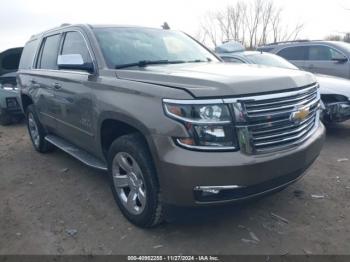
[96, 111, 160, 166]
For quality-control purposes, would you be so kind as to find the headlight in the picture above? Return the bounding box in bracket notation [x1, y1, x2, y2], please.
[163, 99, 238, 151]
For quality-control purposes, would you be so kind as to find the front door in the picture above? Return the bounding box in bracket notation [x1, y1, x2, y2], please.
[52, 31, 96, 153]
[306, 45, 349, 78]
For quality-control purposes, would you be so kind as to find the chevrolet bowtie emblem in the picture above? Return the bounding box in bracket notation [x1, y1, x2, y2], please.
[290, 106, 310, 124]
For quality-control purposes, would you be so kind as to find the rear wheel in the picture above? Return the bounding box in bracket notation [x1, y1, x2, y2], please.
[26, 105, 54, 153]
[108, 133, 163, 227]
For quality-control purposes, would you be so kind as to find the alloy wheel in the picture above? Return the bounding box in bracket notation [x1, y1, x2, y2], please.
[112, 152, 147, 215]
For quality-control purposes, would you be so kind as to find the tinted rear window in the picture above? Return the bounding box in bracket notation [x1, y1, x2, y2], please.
[38, 34, 61, 70]
[277, 46, 308, 60]
[19, 40, 39, 69]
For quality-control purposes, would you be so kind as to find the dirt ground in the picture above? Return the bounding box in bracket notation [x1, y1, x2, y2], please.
[0, 122, 349, 255]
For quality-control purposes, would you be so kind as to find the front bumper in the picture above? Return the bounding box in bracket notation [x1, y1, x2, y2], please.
[152, 124, 325, 206]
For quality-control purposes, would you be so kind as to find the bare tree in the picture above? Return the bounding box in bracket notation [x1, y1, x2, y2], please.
[271, 7, 282, 43]
[198, 0, 304, 49]
[199, 13, 222, 47]
[344, 33, 350, 43]
[215, 7, 232, 43]
[325, 35, 343, 41]
[245, 0, 263, 49]
[259, 1, 274, 45]
[324, 33, 350, 43]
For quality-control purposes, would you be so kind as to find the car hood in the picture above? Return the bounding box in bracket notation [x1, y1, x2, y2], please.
[115, 62, 316, 98]
[316, 74, 350, 98]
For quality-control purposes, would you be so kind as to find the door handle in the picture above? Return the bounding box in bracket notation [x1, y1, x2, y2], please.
[30, 79, 37, 84]
[52, 83, 62, 90]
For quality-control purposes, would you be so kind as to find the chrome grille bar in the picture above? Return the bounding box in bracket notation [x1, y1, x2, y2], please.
[225, 83, 321, 154]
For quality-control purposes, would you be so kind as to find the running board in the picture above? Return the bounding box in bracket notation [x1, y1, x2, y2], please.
[45, 135, 108, 171]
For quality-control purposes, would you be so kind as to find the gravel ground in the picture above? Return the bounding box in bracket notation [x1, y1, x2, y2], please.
[0, 122, 349, 255]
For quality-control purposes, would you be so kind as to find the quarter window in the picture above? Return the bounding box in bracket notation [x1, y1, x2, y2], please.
[19, 40, 39, 69]
[61, 31, 92, 63]
[277, 46, 308, 61]
[38, 34, 61, 69]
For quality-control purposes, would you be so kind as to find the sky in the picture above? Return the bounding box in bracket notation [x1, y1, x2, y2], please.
[0, 0, 349, 52]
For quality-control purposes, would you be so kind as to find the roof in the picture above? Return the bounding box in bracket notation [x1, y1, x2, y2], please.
[259, 40, 350, 50]
[215, 41, 245, 53]
[218, 50, 260, 58]
[28, 23, 167, 42]
[88, 24, 160, 29]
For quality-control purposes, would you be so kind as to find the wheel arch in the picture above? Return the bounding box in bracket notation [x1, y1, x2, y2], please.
[98, 111, 158, 162]
[20, 93, 34, 114]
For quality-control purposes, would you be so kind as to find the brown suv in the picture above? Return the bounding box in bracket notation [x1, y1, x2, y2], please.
[18, 24, 325, 227]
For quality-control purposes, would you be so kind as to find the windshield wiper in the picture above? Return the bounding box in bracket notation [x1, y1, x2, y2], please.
[115, 60, 186, 69]
[185, 57, 213, 63]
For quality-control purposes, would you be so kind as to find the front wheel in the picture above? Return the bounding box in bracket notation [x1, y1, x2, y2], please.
[108, 133, 163, 228]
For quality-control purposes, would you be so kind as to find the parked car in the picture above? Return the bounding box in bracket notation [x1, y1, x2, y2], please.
[216, 43, 350, 123]
[0, 47, 23, 125]
[257, 40, 350, 79]
[18, 24, 325, 227]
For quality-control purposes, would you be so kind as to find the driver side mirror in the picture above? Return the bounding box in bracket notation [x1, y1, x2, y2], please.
[57, 54, 94, 73]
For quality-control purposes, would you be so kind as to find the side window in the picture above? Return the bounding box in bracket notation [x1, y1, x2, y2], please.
[277, 46, 308, 61]
[38, 34, 61, 69]
[221, 57, 244, 63]
[330, 48, 347, 60]
[19, 40, 39, 69]
[61, 31, 92, 63]
[308, 45, 346, 61]
[309, 46, 332, 60]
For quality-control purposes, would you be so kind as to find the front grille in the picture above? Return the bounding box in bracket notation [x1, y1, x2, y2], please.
[228, 83, 321, 154]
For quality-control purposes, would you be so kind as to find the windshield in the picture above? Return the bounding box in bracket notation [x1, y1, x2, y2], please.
[93, 27, 219, 68]
[246, 52, 299, 70]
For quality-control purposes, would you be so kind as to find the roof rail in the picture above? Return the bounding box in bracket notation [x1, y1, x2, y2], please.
[60, 23, 71, 27]
[263, 39, 311, 46]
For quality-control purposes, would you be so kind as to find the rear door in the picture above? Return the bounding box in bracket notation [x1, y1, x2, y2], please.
[32, 34, 62, 130]
[306, 45, 349, 78]
[276, 46, 308, 70]
[52, 30, 96, 153]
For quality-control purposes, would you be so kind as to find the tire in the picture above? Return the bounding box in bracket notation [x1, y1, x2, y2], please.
[26, 104, 54, 153]
[108, 133, 163, 228]
[0, 109, 12, 126]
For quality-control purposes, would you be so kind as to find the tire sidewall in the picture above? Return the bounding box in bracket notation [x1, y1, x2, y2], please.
[26, 105, 47, 152]
[108, 134, 160, 227]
